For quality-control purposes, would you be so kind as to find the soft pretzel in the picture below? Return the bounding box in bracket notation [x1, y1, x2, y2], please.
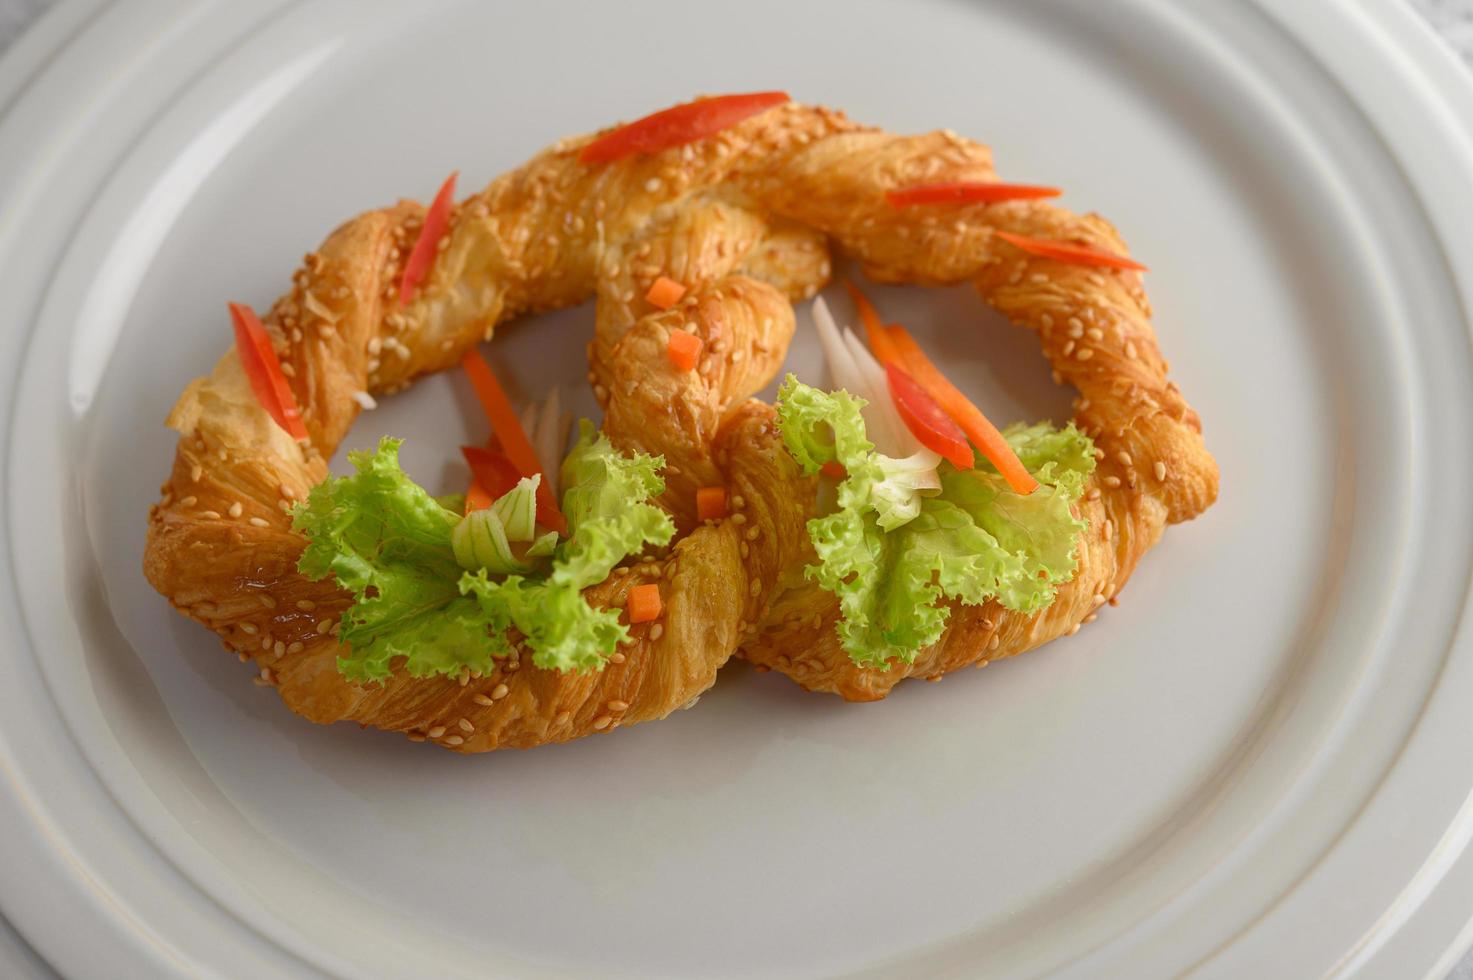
[144, 98, 1216, 751]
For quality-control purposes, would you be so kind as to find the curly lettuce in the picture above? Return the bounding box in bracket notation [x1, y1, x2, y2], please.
[775, 375, 1095, 668]
[293, 428, 673, 681]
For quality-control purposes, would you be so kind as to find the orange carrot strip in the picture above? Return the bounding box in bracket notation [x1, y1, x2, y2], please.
[464, 480, 494, 514]
[695, 486, 728, 521]
[993, 230, 1146, 271]
[884, 325, 1038, 495]
[667, 329, 703, 371]
[886, 182, 1061, 208]
[460, 348, 568, 534]
[645, 276, 686, 309]
[399, 171, 459, 306]
[627, 583, 662, 624]
[845, 281, 904, 365]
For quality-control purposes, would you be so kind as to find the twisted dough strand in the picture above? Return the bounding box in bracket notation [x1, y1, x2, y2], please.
[145, 100, 1217, 745]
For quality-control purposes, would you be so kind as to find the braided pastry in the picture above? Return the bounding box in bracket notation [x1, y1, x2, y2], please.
[144, 97, 1216, 750]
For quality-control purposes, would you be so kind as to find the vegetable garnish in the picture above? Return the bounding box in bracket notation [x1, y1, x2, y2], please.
[884, 325, 1039, 496]
[579, 91, 790, 164]
[667, 329, 703, 371]
[645, 275, 687, 309]
[461, 348, 567, 534]
[462, 445, 522, 499]
[294, 427, 674, 679]
[776, 376, 1094, 668]
[885, 182, 1062, 208]
[696, 486, 728, 522]
[993, 230, 1147, 271]
[464, 479, 494, 514]
[885, 363, 974, 470]
[820, 461, 847, 480]
[399, 171, 458, 306]
[844, 280, 903, 366]
[627, 584, 662, 624]
[229, 302, 309, 442]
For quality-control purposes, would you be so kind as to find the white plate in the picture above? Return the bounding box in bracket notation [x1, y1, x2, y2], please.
[3, 1, 1473, 977]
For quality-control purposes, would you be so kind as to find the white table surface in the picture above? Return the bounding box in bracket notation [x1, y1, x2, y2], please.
[0, 1, 1470, 977]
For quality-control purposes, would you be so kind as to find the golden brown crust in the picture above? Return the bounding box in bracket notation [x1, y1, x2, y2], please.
[144, 98, 1218, 747]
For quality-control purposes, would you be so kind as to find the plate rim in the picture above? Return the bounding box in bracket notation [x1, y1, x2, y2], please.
[2, 1, 1473, 977]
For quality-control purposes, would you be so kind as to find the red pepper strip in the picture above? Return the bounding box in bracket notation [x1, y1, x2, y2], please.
[886, 182, 1061, 208]
[885, 325, 1038, 495]
[399, 171, 459, 306]
[228, 302, 309, 442]
[462, 446, 523, 499]
[884, 363, 974, 470]
[820, 460, 847, 480]
[460, 348, 568, 534]
[993, 230, 1147, 271]
[579, 91, 790, 164]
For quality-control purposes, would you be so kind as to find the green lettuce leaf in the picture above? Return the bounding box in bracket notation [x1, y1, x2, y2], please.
[775, 376, 1095, 668]
[293, 438, 507, 682]
[555, 420, 675, 589]
[294, 427, 675, 680]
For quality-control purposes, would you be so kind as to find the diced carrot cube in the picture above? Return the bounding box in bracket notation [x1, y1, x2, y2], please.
[667, 329, 703, 371]
[645, 276, 687, 309]
[696, 486, 727, 521]
[627, 583, 662, 624]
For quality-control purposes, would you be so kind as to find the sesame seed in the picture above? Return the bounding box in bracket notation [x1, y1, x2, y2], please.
[260, 635, 271, 650]
[1068, 624, 1081, 636]
[1117, 452, 1133, 467]
[227, 502, 243, 518]
[1103, 519, 1115, 540]
[296, 599, 316, 611]
[644, 177, 662, 193]
[1086, 487, 1102, 501]
[190, 464, 203, 482]
[1093, 593, 1107, 606]
[1087, 327, 1104, 341]
[1154, 461, 1168, 481]
[287, 641, 303, 654]
[444, 735, 465, 747]
[1125, 342, 1138, 359]
[1030, 273, 1049, 284]
[749, 579, 762, 597]
[427, 725, 446, 738]
[745, 527, 759, 541]
[732, 495, 745, 509]
[200, 510, 221, 520]
[1062, 340, 1075, 357]
[240, 622, 258, 635]
[407, 733, 426, 743]
[316, 619, 332, 633]
[593, 715, 612, 730]
[180, 495, 198, 507]
[610, 652, 626, 664]
[650, 623, 664, 641]
[1051, 370, 1064, 386]
[608, 700, 629, 712]
[731, 513, 746, 525]
[555, 711, 572, 726]
[458, 718, 474, 733]
[491, 683, 509, 700]
[473, 693, 494, 706]
[1076, 348, 1094, 361]
[273, 641, 285, 656]
[988, 635, 1001, 650]
[1103, 475, 1122, 489]
[1084, 614, 1098, 624]
[278, 484, 296, 500]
